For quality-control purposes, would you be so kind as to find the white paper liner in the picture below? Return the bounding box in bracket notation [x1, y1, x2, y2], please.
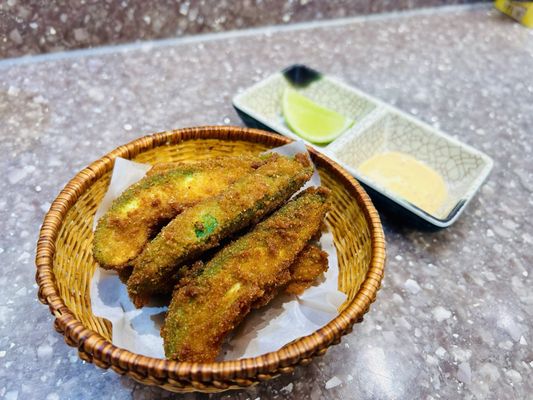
[90, 141, 347, 359]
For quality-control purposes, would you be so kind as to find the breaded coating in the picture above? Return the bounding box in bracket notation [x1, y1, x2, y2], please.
[252, 244, 328, 308]
[122, 244, 328, 301]
[284, 244, 328, 295]
[146, 161, 199, 177]
[127, 153, 313, 307]
[93, 156, 261, 270]
[117, 266, 133, 284]
[162, 187, 330, 362]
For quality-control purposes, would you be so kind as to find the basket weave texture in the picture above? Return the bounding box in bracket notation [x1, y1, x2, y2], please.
[35, 126, 386, 393]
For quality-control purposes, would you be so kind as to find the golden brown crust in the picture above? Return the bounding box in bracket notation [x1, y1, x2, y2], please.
[251, 244, 328, 307]
[127, 153, 313, 307]
[285, 245, 328, 295]
[92, 156, 261, 270]
[162, 187, 330, 362]
[117, 266, 133, 284]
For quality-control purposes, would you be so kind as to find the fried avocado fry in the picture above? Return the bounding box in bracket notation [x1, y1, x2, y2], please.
[250, 243, 328, 309]
[93, 156, 261, 270]
[285, 244, 328, 295]
[162, 187, 330, 362]
[127, 153, 313, 307]
[119, 244, 328, 299]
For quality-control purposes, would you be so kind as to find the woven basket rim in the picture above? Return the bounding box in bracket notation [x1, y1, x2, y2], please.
[35, 126, 385, 383]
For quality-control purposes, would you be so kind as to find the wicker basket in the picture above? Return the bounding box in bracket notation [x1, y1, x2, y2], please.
[35, 126, 385, 393]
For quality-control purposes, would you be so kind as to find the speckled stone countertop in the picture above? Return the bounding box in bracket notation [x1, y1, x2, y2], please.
[1, 0, 488, 59]
[0, 4, 532, 400]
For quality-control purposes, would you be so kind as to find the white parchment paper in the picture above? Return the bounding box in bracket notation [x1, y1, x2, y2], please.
[90, 141, 347, 359]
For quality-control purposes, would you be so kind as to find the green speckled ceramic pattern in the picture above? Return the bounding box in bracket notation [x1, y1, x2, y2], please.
[234, 72, 379, 143]
[328, 110, 493, 221]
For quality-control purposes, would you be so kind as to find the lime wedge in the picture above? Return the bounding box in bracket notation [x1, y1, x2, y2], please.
[282, 88, 354, 144]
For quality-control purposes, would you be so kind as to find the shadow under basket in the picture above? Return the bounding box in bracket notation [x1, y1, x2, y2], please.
[35, 126, 386, 393]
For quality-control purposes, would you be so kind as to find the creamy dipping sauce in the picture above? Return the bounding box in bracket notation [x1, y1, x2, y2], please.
[358, 151, 448, 215]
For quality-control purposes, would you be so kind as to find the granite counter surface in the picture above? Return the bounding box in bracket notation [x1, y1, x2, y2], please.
[0, 5, 532, 400]
[1, 0, 489, 59]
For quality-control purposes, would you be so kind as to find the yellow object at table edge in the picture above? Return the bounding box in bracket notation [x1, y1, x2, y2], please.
[495, 0, 533, 28]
